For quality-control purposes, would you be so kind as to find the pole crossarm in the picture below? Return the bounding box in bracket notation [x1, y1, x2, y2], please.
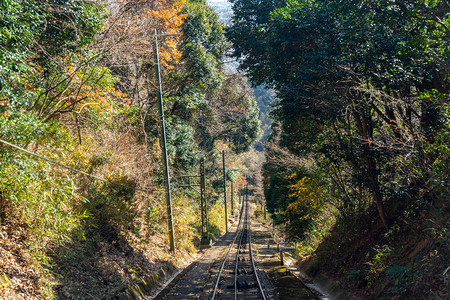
[185, 186, 201, 194]
[176, 184, 201, 188]
[156, 33, 181, 37]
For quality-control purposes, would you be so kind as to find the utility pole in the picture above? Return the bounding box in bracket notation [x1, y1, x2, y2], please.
[246, 173, 249, 203]
[154, 29, 175, 252]
[200, 158, 208, 243]
[231, 181, 234, 215]
[222, 150, 228, 232]
[244, 175, 247, 203]
[264, 201, 267, 220]
[239, 183, 241, 205]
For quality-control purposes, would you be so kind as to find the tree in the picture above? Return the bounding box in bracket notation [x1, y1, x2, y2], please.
[0, 0, 40, 110]
[229, 0, 450, 228]
[196, 75, 261, 154]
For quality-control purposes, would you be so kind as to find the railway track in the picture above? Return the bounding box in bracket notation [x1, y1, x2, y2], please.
[210, 197, 269, 300]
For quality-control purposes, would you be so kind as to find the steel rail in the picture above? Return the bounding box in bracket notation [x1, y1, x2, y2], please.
[234, 199, 247, 299]
[249, 209, 268, 300]
[211, 198, 246, 299]
[212, 196, 269, 299]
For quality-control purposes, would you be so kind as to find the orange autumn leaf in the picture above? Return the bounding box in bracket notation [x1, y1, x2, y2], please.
[146, 0, 187, 69]
[62, 63, 130, 113]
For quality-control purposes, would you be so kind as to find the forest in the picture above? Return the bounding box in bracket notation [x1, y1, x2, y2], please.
[0, 0, 261, 297]
[228, 0, 449, 298]
[0, 0, 448, 299]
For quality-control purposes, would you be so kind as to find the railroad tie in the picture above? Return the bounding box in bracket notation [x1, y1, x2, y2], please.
[243, 280, 249, 289]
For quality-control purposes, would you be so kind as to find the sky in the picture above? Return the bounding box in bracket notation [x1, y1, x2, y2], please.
[206, 0, 232, 22]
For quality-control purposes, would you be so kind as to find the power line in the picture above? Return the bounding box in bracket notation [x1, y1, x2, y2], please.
[0, 137, 164, 193]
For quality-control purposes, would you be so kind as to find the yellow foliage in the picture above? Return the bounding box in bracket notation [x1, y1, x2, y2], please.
[145, 0, 187, 69]
[285, 172, 297, 180]
[152, 138, 162, 159]
[287, 177, 315, 199]
[216, 140, 229, 152]
[64, 64, 130, 114]
[285, 176, 323, 219]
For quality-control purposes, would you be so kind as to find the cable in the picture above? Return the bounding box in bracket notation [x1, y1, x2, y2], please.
[0, 137, 164, 193]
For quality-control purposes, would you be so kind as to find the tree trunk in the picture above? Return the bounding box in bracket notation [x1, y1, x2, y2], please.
[74, 114, 82, 145]
[353, 109, 389, 229]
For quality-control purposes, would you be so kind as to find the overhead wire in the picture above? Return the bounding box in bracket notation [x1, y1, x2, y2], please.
[0, 137, 164, 193]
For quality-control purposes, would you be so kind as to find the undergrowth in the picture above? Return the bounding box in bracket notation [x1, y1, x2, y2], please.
[0, 105, 230, 298]
[298, 197, 449, 299]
